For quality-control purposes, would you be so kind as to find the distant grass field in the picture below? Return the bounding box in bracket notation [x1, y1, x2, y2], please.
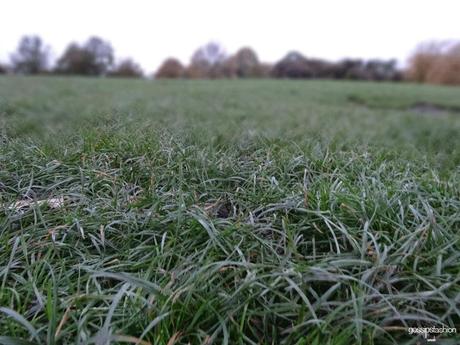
[1, 76, 459, 344]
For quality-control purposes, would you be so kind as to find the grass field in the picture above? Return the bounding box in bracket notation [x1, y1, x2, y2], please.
[1, 76, 459, 344]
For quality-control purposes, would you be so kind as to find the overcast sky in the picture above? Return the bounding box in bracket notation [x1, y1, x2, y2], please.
[1, 0, 459, 73]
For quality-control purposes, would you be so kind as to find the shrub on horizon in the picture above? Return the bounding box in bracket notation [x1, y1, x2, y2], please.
[156, 58, 185, 78]
[406, 41, 460, 85]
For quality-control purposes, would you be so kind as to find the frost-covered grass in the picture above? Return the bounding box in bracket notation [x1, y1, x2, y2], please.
[1, 76, 459, 344]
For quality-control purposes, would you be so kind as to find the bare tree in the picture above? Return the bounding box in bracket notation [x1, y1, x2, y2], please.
[232, 47, 260, 77]
[56, 37, 114, 76]
[55, 43, 85, 75]
[187, 42, 226, 78]
[192, 42, 226, 66]
[11, 35, 49, 74]
[84, 37, 114, 75]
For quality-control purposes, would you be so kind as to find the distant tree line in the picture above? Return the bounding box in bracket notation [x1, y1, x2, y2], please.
[0, 35, 143, 78]
[1, 35, 459, 85]
[156, 42, 402, 81]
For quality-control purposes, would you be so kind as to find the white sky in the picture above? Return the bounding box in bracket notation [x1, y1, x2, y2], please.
[1, 0, 459, 73]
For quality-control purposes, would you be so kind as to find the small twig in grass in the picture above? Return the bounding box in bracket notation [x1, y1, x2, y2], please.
[54, 306, 71, 339]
